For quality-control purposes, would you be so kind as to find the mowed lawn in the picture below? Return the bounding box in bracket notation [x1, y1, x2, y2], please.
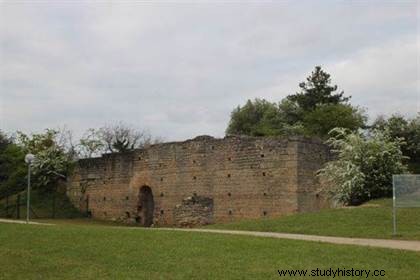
[1, 223, 420, 279]
[207, 199, 420, 240]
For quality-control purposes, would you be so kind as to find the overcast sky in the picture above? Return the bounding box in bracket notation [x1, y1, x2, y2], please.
[1, 1, 419, 141]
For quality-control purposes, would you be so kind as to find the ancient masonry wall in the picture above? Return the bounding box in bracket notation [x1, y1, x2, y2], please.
[66, 135, 330, 226]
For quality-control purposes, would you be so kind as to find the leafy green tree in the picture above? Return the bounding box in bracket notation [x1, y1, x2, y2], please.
[226, 99, 304, 136]
[0, 131, 27, 198]
[17, 129, 74, 191]
[406, 115, 420, 163]
[227, 99, 280, 136]
[0, 130, 11, 186]
[302, 104, 366, 139]
[318, 128, 407, 205]
[0, 130, 10, 151]
[226, 66, 365, 138]
[372, 114, 420, 164]
[277, 98, 302, 125]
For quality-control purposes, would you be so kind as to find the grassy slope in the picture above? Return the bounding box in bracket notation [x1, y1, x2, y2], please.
[0, 189, 83, 219]
[206, 199, 420, 240]
[0, 223, 420, 280]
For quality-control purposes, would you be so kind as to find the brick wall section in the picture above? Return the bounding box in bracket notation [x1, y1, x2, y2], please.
[66, 135, 330, 226]
[296, 139, 331, 212]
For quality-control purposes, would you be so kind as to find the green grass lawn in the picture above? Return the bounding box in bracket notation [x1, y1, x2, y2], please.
[1, 222, 420, 280]
[206, 199, 420, 240]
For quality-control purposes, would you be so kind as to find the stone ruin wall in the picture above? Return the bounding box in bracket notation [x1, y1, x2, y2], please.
[66, 135, 330, 226]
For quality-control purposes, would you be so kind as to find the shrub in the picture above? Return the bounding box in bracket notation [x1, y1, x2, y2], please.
[318, 128, 408, 205]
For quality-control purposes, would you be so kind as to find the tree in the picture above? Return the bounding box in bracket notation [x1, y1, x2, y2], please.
[0, 131, 27, 198]
[80, 122, 161, 154]
[406, 115, 420, 163]
[17, 129, 74, 191]
[318, 128, 407, 205]
[0, 130, 10, 151]
[226, 66, 365, 138]
[226, 99, 304, 136]
[302, 104, 366, 139]
[0, 131, 12, 186]
[227, 99, 280, 136]
[372, 114, 420, 164]
[78, 129, 105, 158]
[287, 66, 350, 112]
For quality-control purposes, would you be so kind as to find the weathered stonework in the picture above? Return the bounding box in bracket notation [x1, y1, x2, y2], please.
[66, 135, 330, 227]
[173, 195, 214, 227]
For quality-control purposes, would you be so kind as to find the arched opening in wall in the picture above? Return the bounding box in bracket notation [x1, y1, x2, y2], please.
[137, 185, 155, 227]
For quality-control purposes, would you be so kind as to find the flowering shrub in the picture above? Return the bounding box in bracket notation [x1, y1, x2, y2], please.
[318, 128, 408, 205]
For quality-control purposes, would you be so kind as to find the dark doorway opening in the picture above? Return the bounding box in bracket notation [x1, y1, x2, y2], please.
[137, 186, 154, 227]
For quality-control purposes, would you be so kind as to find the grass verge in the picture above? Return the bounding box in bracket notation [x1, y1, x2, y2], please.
[0, 222, 420, 279]
[206, 199, 420, 240]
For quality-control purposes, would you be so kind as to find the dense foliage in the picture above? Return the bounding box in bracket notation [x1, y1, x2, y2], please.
[225, 99, 304, 136]
[318, 128, 407, 205]
[372, 114, 420, 165]
[0, 132, 26, 198]
[16, 129, 75, 192]
[302, 103, 366, 138]
[226, 66, 366, 139]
